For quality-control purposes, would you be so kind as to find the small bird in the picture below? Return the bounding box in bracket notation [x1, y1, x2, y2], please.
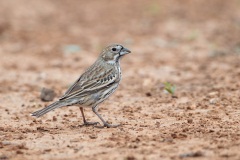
[32, 44, 131, 128]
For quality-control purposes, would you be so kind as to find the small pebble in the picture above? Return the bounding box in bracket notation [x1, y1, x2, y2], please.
[145, 92, 152, 97]
[89, 134, 98, 139]
[209, 98, 219, 104]
[208, 91, 219, 97]
[40, 88, 56, 102]
[52, 116, 57, 121]
[187, 119, 193, 123]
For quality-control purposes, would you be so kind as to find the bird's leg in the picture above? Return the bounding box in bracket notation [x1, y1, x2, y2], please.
[92, 106, 120, 128]
[79, 107, 99, 126]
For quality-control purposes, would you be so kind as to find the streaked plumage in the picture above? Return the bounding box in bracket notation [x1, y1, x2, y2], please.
[32, 44, 131, 128]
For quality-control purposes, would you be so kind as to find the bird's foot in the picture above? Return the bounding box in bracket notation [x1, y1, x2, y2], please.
[80, 121, 100, 127]
[94, 122, 120, 128]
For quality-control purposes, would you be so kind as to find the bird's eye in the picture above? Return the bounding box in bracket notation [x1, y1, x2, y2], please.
[112, 48, 117, 51]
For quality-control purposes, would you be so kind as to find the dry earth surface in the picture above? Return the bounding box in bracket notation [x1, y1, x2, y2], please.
[0, 0, 240, 160]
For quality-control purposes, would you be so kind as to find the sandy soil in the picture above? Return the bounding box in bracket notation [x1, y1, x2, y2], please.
[0, 0, 240, 160]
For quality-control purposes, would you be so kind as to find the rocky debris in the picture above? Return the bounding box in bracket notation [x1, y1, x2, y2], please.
[40, 88, 56, 102]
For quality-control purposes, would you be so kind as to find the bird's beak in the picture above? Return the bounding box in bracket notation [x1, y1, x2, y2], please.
[120, 47, 131, 56]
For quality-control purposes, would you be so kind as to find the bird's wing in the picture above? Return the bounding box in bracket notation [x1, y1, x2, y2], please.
[59, 66, 117, 100]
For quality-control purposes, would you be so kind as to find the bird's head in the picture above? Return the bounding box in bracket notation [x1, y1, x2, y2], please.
[100, 44, 131, 64]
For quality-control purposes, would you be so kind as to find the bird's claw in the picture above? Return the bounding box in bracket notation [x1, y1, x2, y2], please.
[94, 123, 120, 128]
[80, 121, 100, 127]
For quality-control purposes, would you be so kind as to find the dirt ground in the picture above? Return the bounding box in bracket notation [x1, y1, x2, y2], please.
[0, 0, 240, 160]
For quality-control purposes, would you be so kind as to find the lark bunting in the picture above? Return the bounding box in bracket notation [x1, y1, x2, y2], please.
[32, 44, 131, 128]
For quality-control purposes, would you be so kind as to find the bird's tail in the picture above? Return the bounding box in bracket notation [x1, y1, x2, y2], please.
[31, 101, 66, 117]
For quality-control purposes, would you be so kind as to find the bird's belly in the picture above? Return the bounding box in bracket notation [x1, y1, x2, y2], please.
[99, 83, 119, 101]
[84, 83, 119, 107]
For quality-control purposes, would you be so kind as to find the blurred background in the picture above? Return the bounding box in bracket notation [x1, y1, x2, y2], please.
[1, 0, 239, 55]
[0, 0, 240, 159]
[1, 0, 239, 92]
